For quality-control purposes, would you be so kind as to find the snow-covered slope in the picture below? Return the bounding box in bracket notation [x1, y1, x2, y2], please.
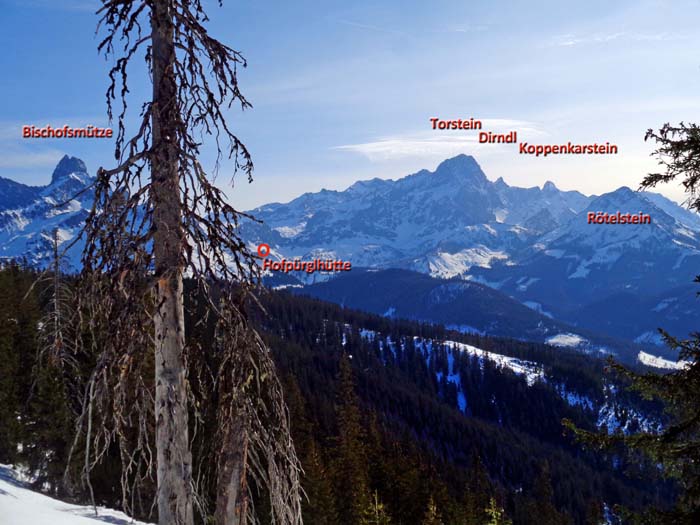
[0, 465, 150, 525]
[537, 186, 700, 262]
[440, 338, 544, 386]
[466, 186, 700, 338]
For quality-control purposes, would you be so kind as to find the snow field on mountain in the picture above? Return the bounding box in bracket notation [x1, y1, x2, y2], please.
[438, 339, 544, 387]
[425, 247, 509, 278]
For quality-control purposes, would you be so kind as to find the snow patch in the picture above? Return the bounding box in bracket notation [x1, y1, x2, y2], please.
[546, 333, 587, 348]
[522, 301, 553, 318]
[273, 221, 307, 238]
[45, 200, 81, 218]
[359, 328, 376, 341]
[568, 262, 590, 279]
[516, 276, 539, 291]
[652, 298, 676, 312]
[464, 274, 506, 290]
[427, 247, 508, 278]
[555, 385, 594, 411]
[596, 402, 662, 435]
[544, 249, 565, 258]
[445, 340, 544, 386]
[272, 284, 303, 291]
[494, 209, 508, 223]
[0, 464, 152, 524]
[637, 351, 688, 370]
[445, 324, 485, 335]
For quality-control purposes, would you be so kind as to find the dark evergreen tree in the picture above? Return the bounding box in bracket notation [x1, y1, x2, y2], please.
[284, 375, 338, 524]
[303, 441, 338, 525]
[0, 265, 25, 462]
[485, 497, 512, 525]
[22, 361, 74, 496]
[642, 123, 700, 211]
[0, 265, 38, 463]
[333, 354, 370, 524]
[525, 461, 569, 525]
[421, 496, 444, 525]
[462, 451, 492, 525]
[360, 491, 392, 525]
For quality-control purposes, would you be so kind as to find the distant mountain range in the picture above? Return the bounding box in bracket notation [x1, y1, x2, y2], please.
[2, 153, 699, 360]
[246, 155, 700, 289]
[244, 154, 594, 274]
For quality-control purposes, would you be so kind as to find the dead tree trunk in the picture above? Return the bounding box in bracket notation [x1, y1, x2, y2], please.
[52, 229, 63, 362]
[215, 421, 249, 525]
[151, 1, 194, 524]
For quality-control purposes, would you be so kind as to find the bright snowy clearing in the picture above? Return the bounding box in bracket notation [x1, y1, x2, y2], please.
[0, 465, 150, 525]
[637, 351, 688, 371]
[545, 333, 587, 348]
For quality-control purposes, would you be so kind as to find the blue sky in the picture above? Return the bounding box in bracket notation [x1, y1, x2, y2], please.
[2, 0, 700, 209]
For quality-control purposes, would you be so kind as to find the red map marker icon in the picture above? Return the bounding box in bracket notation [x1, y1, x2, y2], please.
[257, 243, 270, 257]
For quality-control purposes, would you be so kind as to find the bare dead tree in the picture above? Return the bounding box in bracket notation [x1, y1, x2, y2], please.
[31, 229, 82, 496]
[68, 1, 303, 524]
[37, 230, 78, 371]
[30, 230, 81, 415]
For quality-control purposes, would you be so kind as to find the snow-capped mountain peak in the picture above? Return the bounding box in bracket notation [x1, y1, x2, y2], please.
[433, 154, 487, 183]
[0, 155, 93, 269]
[542, 180, 558, 192]
[50, 155, 89, 185]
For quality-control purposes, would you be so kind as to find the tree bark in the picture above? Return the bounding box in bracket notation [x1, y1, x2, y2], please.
[151, 1, 194, 524]
[215, 420, 249, 525]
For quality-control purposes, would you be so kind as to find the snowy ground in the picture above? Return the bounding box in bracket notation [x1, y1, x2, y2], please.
[0, 465, 151, 525]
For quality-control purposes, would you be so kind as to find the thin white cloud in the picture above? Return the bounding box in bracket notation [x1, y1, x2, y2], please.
[0, 116, 110, 174]
[444, 24, 489, 34]
[549, 31, 686, 47]
[336, 19, 408, 37]
[335, 119, 546, 162]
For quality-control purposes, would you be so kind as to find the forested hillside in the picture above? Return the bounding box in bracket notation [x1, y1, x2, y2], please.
[0, 263, 674, 524]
